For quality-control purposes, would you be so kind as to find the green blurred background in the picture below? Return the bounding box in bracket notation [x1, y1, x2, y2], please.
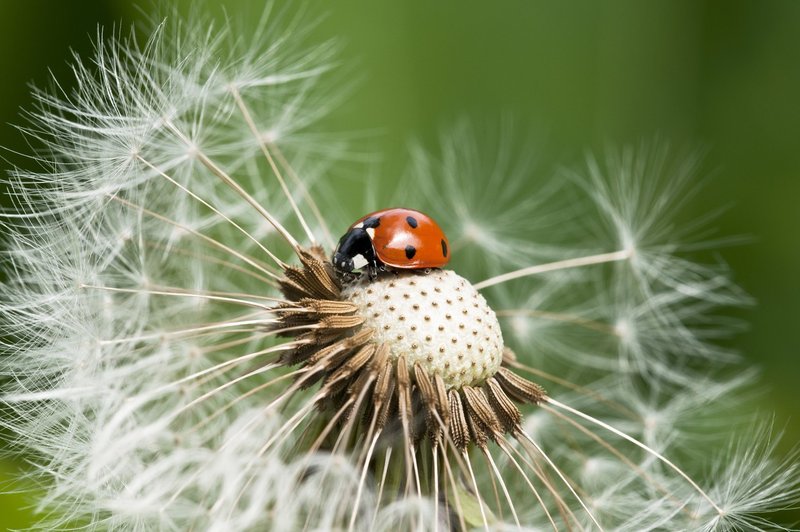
[1, 1, 798, 527]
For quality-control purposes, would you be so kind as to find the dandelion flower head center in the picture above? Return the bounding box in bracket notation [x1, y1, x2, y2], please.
[342, 269, 504, 389]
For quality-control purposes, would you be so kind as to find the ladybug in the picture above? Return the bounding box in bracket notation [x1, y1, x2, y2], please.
[332, 207, 450, 278]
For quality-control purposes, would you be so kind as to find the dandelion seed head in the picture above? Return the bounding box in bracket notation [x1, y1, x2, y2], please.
[581, 456, 625, 487]
[462, 219, 490, 245]
[343, 269, 504, 389]
[509, 314, 531, 341]
[614, 316, 635, 343]
[261, 128, 281, 144]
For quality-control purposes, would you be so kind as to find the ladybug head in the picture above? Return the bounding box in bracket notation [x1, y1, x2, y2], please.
[332, 249, 355, 273]
[332, 227, 377, 274]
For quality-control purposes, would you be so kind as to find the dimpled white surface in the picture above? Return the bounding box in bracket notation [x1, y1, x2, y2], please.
[342, 269, 504, 389]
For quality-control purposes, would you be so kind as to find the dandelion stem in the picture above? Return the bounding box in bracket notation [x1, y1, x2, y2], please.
[306, 399, 353, 454]
[97, 315, 275, 345]
[439, 447, 468, 532]
[108, 194, 281, 280]
[483, 448, 521, 527]
[79, 283, 280, 311]
[348, 432, 380, 532]
[545, 398, 724, 515]
[508, 432, 580, 528]
[496, 439, 559, 531]
[497, 308, 617, 335]
[473, 249, 632, 290]
[136, 154, 288, 269]
[162, 118, 301, 255]
[230, 86, 318, 246]
[174, 362, 281, 416]
[463, 451, 490, 531]
[432, 448, 440, 531]
[543, 401, 696, 518]
[372, 447, 394, 530]
[141, 240, 278, 286]
[189, 366, 310, 434]
[183, 342, 297, 392]
[218, 391, 327, 516]
[270, 142, 336, 249]
[147, 340, 295, 393]
[507, 359, 639, 420]
[518, 430, 605, 530]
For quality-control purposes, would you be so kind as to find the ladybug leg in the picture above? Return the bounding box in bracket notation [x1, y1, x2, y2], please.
[367, 256, 384, 281]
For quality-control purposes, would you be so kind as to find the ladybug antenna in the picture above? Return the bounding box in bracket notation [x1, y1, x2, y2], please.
[230, 86, 327, 249]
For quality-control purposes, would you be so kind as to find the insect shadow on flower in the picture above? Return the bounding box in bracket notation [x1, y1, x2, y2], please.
[1, 5, 798, 531]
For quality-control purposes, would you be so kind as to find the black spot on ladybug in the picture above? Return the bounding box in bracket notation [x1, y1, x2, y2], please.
[441, 239, 448, 257]
[362, 216, 380, 229]
[406, 216, 418, 229]
[405, 245, 417, 259]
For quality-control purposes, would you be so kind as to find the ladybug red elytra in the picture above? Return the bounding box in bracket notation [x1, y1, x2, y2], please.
[332, 207, 450, 278]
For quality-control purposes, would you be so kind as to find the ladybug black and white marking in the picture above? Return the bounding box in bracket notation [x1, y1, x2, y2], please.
[333, 207, 450, 278]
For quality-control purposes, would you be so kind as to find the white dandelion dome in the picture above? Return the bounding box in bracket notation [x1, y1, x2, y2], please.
[1, 6, 798, 531]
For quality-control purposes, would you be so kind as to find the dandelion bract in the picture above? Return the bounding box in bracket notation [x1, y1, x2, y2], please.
[1, 5, 798, 531]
